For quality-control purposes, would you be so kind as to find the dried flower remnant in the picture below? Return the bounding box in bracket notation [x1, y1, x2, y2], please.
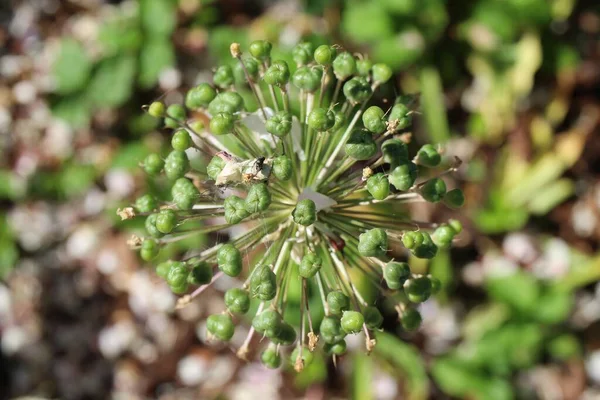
[131, 41, 464, 369]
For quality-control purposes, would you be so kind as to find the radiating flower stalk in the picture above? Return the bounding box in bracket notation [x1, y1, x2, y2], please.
[126, 40, 465, 371]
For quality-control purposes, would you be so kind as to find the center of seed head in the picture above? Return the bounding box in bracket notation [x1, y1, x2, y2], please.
[297, 187, 337, 212]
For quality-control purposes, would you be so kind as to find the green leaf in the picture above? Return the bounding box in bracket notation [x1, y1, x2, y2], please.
[87, 56, 136, 107]
[52, 39, 92, 95]
[419, 66, 450, 143]
[51, 94, 92, 128]
[374, 332, 428, 400]
[352, 353, 374, 400]
[111, 142, 151, 170]
[432, 356, 513, 400]
[138, 37, 175, 89]
[140, 0, 176, 37]
[341, 1, 394, 43]
[98, 17, 142, 55]
[486, 272, 540, 314]
[0, 216, 18, 279]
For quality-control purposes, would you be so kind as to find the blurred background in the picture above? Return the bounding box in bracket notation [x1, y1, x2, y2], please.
[1, 0, 599, 399]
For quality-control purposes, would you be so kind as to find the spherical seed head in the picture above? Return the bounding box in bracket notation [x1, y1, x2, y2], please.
[131, 40, 465, 367]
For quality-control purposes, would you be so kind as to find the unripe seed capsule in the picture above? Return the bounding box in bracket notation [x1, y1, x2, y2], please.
[341, 311, 364, 334]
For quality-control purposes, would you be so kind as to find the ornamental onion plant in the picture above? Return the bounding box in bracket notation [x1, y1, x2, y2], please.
[125, 40, 464, 371]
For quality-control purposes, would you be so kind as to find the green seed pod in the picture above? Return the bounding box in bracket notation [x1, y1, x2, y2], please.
[345, 129, 377, 160]
[307, 107, 336, 131]
[292, 42, 315, 66]
[432, 225, 456, 249]
[210, 112, 235, 135]
[224, 195, 250, 224]
[324, 340, 347, 355]
[140, 239, 159, 261]
[362, 106, 386, 134]
[166, 261, 189, 294]
[358, 228, 388, 257]
[341, 311, 364, 334]
[145, 214, 164, 238]
[234, 56, 260, 83]
[207, 156, 226, 180]
[314, 44, 336, 65]
[366, 173, 390, 200]
[388, 162, 417, 191]
[415, 144, 441, 167]
[363, 306, 384, 329]
[272, 156, 293, 181]
[332, 52, 357, 80]
[371, 63, 393, 83]
[400, 308, 422, 331]
[135, 194, 158, 213]
[271, 322, 297, 345]
[402, 231, 438, 259]
[171, 129, 191, 151]
[343, 77, 372, 104]
[148, 101, 165, 118]
[207, 314, 235, 341]
[383, 261, 411, 289]
[291, 346, 314, 367]
[185, 83, 217, 109]
[217, 243, 243, 277]
[143, 153, 164, 176]
[333, 111, 346, 131]
[320, 316, 347, 344]
[208, 92, 244, 115]
[213, 65, 234, 89]
[263, 60, 290, 86]
[388, 103, 411, 130]
[265, 111, 292, 137]
[171, 177, 199, 210]
[292, 199, 317, 226]
[187, 261, 212, 285]
[428, 276, 441, 294]
[189, 120, 204, 133]
[420, 178, 447, 203]
[261, 345, 282, 369]
[224, 288, 250, 314]
[292, 66, 323, 92]
[381, 139, 409, 168]
[444, 188, 465, 208]
[404, 276, 432, 303]
[245, 183, 271, 214]
[448, 219, 463, 234]
[327, 291, 350, 315]
[165, 104, 186, 128]
[164, 150, 190, 181]
[249, 40, 272, 60]
[299, 252, 322, 279]
[252, 309, 282, 334]
[250, 265, 277, 301]
[156, 209, 177, 234]
[356, 58, 373, 76]
[155, 260, 172, 278]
